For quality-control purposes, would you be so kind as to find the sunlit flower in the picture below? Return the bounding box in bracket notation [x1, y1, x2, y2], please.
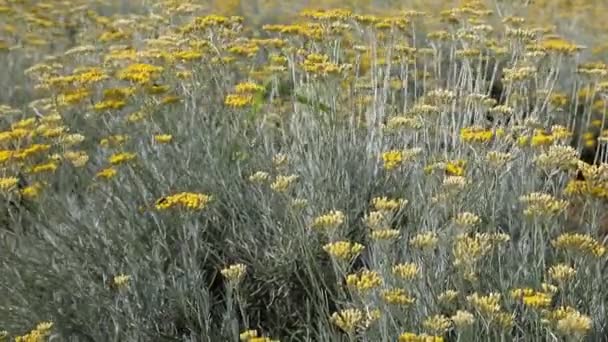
[311, 210, 345, 232]
[381, 288, 416, 306]
[323, 241, 364, 261]
[346, 269, 382, 293]
[221, 263, 247, 284]
[155, 192, 212, 210]
[108, 152, 136, 165]
[422, 315, 452, 335]
[392, 262, 420, 280]
[113, 274, 131, 289]
[154, 134, 173, 143]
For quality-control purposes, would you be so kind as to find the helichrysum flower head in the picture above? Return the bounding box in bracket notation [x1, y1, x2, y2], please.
[398, 332, 444, 342]
[460, 126, 494, 144]
[15, 321, 54, 342]
[551, 233, 606, 258]
[0, 177, 19, 191]
[381, 288, 416, 306]
[534, 145, 578, 171]
[249, 171, 270, 183]
[311, 210, 345, 232]
[486, 151, 513, 169]
[556, 310, 592, 339]
[221, 263, 247, 285]
[364, 210, 388, 229]
[370, 229, 400, 241]
[519, 192, 569, 217]
[453, 233, 493, 270]
[225, 94, 254, 108]
[330, 308, 363, 334]
[372, 196, 408, 212]
[381, 150, 404, 170]
[422, 315, 452, 335]
[272, 153, 288, 169]
[346, 269, 382, 293]
[451, 310, 476, 330]
[548, 263, 577, 283]
[113, 274, 131, 289]
[392, 262, 420, 280]
[453, 212, 481, 230]
[438, 290, 459, 305]
[410, 232, 439, 251]
[108, 152, 136, 165]
[154, 134, 173, 143]
[270, 174, 298, 192]
[323, 241, 364, 261]
[510, 288, 553, 309]
[240, 330, 259, 341]
[155, 192, 212, 210]
[21, 182, 45, 199]
[96, 167, 118, 180]
[467, 292, 502, 316]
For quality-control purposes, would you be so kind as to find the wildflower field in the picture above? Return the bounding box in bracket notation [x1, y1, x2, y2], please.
[3, 0, 608, 341]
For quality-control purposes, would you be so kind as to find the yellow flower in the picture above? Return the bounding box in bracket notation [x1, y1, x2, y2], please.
[511, 288, 552, 309]
[235, 82, 265, 94]
[530, 130, 555, 147]
[221, 263, 247, 284]
[249, 171, 270, 183]
[445, 160, 466, 176]
[15, 321, 54, 342]
[323, 241, 364, 261]
[0, 177, 19, 191]
[93, 99, 127, 111]
[556, 310, 592, 339]
[486, 151, 513, 169]
[519, 192, 569, 218]
[29, 161, 58, 174]
[330, 308, 363, 334]
[370, 229, 400, 241]
[154, 134, 173, 143]
[240, 330, 258, 341]
[225, 94, 254, 108]
[422, 315, 452, 335]
[155, 192, 212, 211]
[117, 63, 163, 84]
[460, 126, 494, 144]
[548, 263, 577, 283]
[381, 150, 404, 170]
[409, 232, 439, 251]
[346, 269, 382, 293]
[392, 262, 420, 280]
[108, 152, 136, 165]
[21, 182, 44, 199]
[100, 135, 130, 148]
[113, 274, 131, 289]
[398, 332, 444, 342]
[451, 310, 476, 329]
[96, 167, 118, 180]
[438, 290, 459, 305]
[64, 151, 89, 167]
[552, 233, 606, 257]
[311, 210, 345, 231]
[381, 288, 416, 306]
[454, 212, 481, 230]
[540, 37, 583, 55]
[13, 144, 51, 160]
[270, 174, 298, 192]
[467, 292, 502, 316]
[372, 196, 407, 212]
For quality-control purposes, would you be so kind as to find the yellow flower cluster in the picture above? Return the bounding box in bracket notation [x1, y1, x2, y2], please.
[155, 192, 212, 211]
[14, 322, 53, 342]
